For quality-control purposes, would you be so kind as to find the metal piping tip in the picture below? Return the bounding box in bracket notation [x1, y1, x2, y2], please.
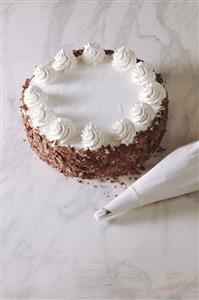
[94, 208, 112, 221]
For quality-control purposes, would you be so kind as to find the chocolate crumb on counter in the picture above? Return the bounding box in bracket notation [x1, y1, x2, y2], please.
[157, 146, 166, 152]
[110, 180, 116, 183]
[135, 171, 141, 175]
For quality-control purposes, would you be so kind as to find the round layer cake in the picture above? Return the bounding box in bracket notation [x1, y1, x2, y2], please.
[21, 42, 168, 179]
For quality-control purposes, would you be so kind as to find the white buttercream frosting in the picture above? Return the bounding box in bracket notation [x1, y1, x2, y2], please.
[139, 81, 166, 107]
[52, 49, 77, 72]
[81, 123, 104, 150]
[33, 64, 53, 84]
[112, 119, 136, 145]
[131, 62, 156, 85]
[23, 85, 45, 108]
[41, 117, 75, 145]
[130, 102, 155, 131]
[112, 47, 136, 71]
[25, 43, 164, 149]
[82, 42, 105, 65]
[28, 106, 55, 128]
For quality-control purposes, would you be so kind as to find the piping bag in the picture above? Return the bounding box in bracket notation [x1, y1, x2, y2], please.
[94, 141, 199, 221]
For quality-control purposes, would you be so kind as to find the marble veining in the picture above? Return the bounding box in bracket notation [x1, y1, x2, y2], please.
[2, 1, 199, 299]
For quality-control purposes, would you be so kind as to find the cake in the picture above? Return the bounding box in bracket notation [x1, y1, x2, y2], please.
[20, 42, 168, 179]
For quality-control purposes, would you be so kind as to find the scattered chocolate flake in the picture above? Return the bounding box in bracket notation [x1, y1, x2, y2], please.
[134, 177, 138, 180]
[105, 49, 114, 55]
[114, 194, 118, 197]
[93, 185, 98, 188]
[100, 185, 106, 189]
[78, 179, 83, 183]
[128, 176, 132, 180]
[120, 182, 125, 186]
[157, 146, 166, 152]
[135, 171, 141, 175]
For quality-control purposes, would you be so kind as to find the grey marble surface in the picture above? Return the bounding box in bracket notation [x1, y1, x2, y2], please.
[2, 1, 199, 299]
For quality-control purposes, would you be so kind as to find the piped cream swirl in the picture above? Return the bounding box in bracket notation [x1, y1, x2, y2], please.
[131, 62, 156, 85]
[52, 49, 77, 72]
[139, 81, 166, 107]
[33, 64, 53, 84]
[112, 47, 136, 71]
[23, 85, 45, 108]
[112, 119, 136, 145]
[81, 123, 104, 150]
[82, 42, 105, 65]
[130, 102, 155, 131]
[28, 107, 55, 128]
[41, 117, 75, 145]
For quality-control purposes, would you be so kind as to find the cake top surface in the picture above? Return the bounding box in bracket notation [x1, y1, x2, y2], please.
[23, 42, 166, 150]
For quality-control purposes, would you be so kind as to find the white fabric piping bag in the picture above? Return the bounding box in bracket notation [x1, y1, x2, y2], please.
[94, 141, 199, 221]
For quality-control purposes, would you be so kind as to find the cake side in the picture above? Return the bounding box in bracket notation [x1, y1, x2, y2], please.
[21, 80, 168, 179]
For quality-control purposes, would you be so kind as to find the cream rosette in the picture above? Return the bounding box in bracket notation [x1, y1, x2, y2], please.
[112, 119, 136, 145]
[112, 47, 136, 71]
[130, 102, 155, 131]
[28, 106, 55, 128]
[131, 62, 156, 85]
[139, 81, 166, 108]
[82, 42, 105, 65]
[81, 123, 104, 150]
[23, 85, 46, 109]
[33, 64, 54, 84]
[41, 117, 75, 145]
[52, 49, 77, 72]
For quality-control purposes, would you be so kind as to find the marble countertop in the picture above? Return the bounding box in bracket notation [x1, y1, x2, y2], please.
[2, 1, 199, 299]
